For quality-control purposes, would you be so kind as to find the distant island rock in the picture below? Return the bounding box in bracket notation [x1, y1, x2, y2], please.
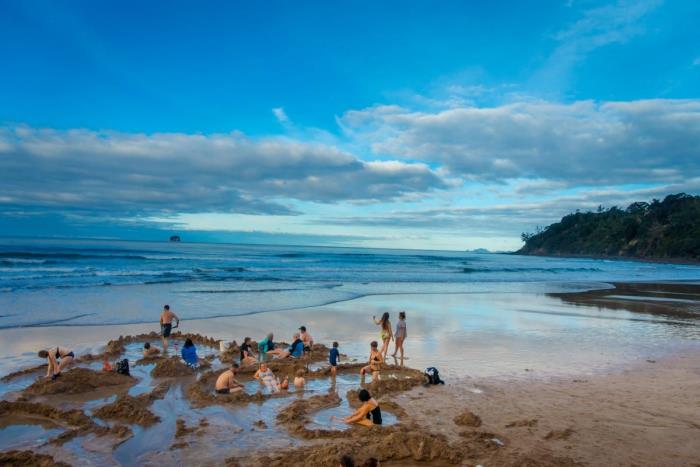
[465, 248, 491, 254]
[518, 193, 700, 262]
[169, 235, 181, 242]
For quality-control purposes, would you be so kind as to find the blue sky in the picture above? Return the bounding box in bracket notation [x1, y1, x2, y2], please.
[1, 0, 699, 250]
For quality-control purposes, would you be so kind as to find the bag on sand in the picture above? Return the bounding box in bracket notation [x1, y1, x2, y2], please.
[424, 367, 444, 385]
[116, 358, 130, 376]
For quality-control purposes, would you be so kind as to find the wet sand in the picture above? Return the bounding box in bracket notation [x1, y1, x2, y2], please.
[0, 282, 699, 466]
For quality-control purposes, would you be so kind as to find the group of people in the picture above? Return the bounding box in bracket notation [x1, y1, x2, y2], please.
[37, 304, 408, 431]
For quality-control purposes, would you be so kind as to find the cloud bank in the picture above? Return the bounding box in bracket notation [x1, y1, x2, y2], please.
[0, 127, 445, 215]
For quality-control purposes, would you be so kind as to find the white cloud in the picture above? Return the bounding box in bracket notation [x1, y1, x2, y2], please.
[0, 126, 446, 215]
[272, 107, 289, 124]
[339, 98, 700, 186]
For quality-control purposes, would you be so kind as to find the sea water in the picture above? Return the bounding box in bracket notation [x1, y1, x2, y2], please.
[1, 237, 699, 328]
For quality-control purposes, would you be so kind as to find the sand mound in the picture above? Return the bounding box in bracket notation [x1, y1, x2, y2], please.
[544, 428, 575, 440]
[22, 367, 135, 396]
[454, 409, 482, 427]
[0, 400, 132, 446]
[276, 392, 343, 439]
[234, 426, 460, 466]
[93, 385, 167, 427]
[151, 357, 194, 377]
[506, 418, 538, 428]
[0, 450, 70, 467]
[1, 364, 47, 382]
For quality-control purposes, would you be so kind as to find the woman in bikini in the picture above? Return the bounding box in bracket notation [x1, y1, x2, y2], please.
[360, 341, 383, 382]
[372, 312, 393, 360]
[38, 346, 75, 380]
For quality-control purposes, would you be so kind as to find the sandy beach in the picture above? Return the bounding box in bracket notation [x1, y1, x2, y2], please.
[0, 282, 699, 466]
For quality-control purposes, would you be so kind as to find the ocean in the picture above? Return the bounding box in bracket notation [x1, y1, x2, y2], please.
[1, 237, 699, 329]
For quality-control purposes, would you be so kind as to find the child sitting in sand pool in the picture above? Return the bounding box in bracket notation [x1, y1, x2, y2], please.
[329, 341, 340, 376]
[181, 338, 200, 369]
[335, 389, 382, 427]
[143, 342, 160, 358]
[294, 369, 306, 389]
[215, 363, 243, 394]
[360, 341, 383, 382]
[254, 363, 281, 393]
[38, 346, 74, 380]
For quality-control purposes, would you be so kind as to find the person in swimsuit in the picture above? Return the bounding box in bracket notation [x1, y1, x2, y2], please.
[360, 341, 383, 382]
[239, 337, 257, 366]
[215, 363, 243, 394]
[254, 363, 281, 393]
[372, 312, 392, 360]
[341, 389, 382, 427]
[38, 347, 74, 380]
[391, 311, 407, 362]
[276, 333, 304, 359]
[143, 342, 160, 358]
[160, 305, 179, 351]
[293, 369, 306, 389]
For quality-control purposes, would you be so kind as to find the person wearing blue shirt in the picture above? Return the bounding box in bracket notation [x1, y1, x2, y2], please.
[329, 341, 340, 376]
[181, 338, 199, 369]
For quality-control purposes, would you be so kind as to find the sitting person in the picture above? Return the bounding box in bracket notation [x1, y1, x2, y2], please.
[254, 363, 281, 393]
[215, 363, 243, 394]
[240, 337, 257, 366]
[342, 389, 382, 427]
[276, 333, 304, 359]
[258, 333, 283, 357]
[38, 346, 74, 380]
[143, 342, 160, 358]
[299, 325, 314, 354]
[293, 369, 306, 389]
[360, 341, 383, 382]
[181, 338, 200, 369]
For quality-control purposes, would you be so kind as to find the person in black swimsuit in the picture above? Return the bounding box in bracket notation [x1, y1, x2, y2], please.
[38, 346, 75, 380]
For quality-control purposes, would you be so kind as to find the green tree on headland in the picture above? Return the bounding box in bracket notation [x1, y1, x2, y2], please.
[518, 193, 700, 261]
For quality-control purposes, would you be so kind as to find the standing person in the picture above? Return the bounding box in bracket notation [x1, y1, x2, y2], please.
[240, 337, 257, 366]
[372, 312, 393, 360]
[215, 363, 243, 394]
[391, 311, 407, 361]
[38, 347, 74, 380]
[329, 341, 340, 376]
[360, 341, 383, 382]
[160, 305, 179, 351]
[299, 326, 314, 354]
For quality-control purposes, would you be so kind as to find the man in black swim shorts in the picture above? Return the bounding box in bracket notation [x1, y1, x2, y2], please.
[159, 304, 179, 351]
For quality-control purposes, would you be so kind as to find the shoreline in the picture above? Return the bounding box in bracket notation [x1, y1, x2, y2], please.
[513, 250, 700, 266]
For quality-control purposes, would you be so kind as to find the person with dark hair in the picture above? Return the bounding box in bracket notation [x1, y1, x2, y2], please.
[143, 342, 160, 358]
[181, 338, 199, 369]
[341, 389, 382, 427]
[372, 312, 393, 360]
[360, 341, 383, 382]
[338, 454, 355, 467]
[391, 311, 407, 361]
[159, 304, 179, 351]
[215, 363, 243, 394]
[38, 346, 74, 380]
[299, 325, 314, 354]
[329, 341, 340, 376]
[240, 337, 257, 366]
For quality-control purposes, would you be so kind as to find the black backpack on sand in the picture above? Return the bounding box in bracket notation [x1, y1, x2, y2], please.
[424, 367, 444, 385]
[116, 358, 130, 376]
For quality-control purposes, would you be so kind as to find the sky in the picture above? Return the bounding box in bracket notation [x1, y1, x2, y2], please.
[1, 0, 699, 251]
